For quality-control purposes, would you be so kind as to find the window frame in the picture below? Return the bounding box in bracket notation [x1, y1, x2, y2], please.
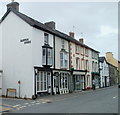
[44, 33, 49, 45]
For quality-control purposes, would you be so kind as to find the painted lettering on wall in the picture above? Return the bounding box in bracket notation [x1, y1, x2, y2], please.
[20, 38, 31, 44]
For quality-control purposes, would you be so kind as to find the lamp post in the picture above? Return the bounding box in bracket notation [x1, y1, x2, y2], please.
[18, 80, 21, 98]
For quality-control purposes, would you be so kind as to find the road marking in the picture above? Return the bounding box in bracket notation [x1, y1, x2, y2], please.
[113, 96, 117, 99]
[36, 101, 40, 103]
[31, 101, 36, 104]
[24, 103, 29, 105]
[42, 102, 46, 104]
[36, 103, 41, 105]
[13, 104, 21, 107]
[28, 104, 32, 107]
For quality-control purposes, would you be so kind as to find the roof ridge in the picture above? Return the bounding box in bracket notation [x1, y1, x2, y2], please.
[0, 8, 99, 53]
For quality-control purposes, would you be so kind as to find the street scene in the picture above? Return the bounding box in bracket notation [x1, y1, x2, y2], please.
[1, 86, 118, 113]
[0, 1, 119, 114]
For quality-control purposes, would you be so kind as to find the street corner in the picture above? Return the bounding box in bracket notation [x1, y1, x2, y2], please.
[0, 104, 17, 114]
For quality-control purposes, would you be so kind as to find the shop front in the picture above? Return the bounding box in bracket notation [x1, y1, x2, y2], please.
[52, 70, 70, 95]
[92, 72, 100, 89]
[34, 67, 52, 98]
[73, 70, 87, 91]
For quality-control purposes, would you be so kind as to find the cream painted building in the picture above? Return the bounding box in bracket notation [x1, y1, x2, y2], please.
[69, 32, 99, 90]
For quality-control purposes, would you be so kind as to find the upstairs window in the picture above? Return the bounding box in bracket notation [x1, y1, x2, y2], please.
[42, 48, 46, 65]
[92, 61, 95, 72]
[44, 33, 49, 45]
[61, 39, 65, 49]
[92, 51, 94, 59]
[81, 59, 84, 70]
[81, 47, 84, 55]
[76, 58, 79, 70]
[75, 45, 79, 54]
[85, 60, 89, 70]
[60, 52, 64, 67]
[42, 46, 53, 67]
[60, 52, 68, 68]
[85, 48, 89, 56]
[47, 48, 52, 65]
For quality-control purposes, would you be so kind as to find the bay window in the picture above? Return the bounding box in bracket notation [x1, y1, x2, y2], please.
[60, 52, 68, 68]
[42, 45, 53, 67]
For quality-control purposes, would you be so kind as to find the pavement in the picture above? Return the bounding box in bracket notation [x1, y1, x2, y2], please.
[1, 85, 119, 113]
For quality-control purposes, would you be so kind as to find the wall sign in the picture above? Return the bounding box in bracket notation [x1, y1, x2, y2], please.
[20, 38, 31, 44]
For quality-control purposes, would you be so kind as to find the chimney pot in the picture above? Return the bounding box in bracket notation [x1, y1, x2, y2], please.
[69, 32, 74, 38]
[7, 1, 19, 11]
[79, 38, 84, 44]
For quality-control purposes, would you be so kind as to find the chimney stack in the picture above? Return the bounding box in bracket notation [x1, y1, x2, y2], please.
[7, 1, 19, 11]
[79, 38, 84, 44]
[45, 21, 55, 30]
[69, 32, 74, 38]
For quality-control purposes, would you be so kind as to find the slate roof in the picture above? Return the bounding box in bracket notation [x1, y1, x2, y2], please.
[0, 8, 99, 53]
[99, 57, 105, 63]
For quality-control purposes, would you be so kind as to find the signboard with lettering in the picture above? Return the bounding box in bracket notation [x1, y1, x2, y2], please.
[20, 38, 31, 44]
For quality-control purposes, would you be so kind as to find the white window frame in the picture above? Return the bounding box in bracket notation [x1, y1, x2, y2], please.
[47, 48, 52, 65]
[75, 45, 79, 53]
[81, 59, 84, 70]
[60, 52, 64, 68]
[44, 33, 49, 45]
[76, 58, 79, 70]
[61, 39, 65, 49]
[42, 48, 46, 65]
[36, 72, 47, 92]
[60, 52, 68, 68]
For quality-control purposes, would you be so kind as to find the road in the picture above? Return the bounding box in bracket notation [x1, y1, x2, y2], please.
[2, 86, 119, 113]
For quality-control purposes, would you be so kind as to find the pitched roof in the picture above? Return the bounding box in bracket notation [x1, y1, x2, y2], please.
[0, 8, 99, 53]
[99, 57, 105, 63]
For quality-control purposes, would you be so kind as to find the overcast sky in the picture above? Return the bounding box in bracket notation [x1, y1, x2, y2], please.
[0, 1, 118, 60]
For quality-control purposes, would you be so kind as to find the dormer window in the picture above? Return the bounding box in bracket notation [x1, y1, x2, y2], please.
[44, 33, 49, 45]
[61, 39, 65, 49]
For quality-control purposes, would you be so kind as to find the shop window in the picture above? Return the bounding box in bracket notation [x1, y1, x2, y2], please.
[37, 72, 48, 92]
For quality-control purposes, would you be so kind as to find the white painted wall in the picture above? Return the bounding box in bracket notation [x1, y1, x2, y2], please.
[100, 60, 109, 87]
[0, 23, 2, 96]
[2, 12, 34, 98]
[0, 24, 2, 70]
[32, 28, 54, 68]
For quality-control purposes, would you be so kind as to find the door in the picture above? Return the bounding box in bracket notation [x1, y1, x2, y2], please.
[53, 76, 57, 94]
[105, 76, 107, 87]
